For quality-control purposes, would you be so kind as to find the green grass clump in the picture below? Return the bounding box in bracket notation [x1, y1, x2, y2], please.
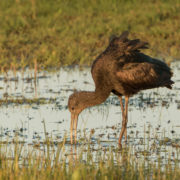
[0, 0, 180, 70]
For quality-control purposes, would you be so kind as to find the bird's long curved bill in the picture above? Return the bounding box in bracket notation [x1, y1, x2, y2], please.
[70, 113, 78, 144]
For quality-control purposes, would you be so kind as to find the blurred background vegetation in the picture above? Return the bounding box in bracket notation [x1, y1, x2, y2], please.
[0, 0, 179, 70]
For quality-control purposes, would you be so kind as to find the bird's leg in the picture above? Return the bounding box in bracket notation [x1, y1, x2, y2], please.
[118, 96, 129, 147]
[124, 96, 129, 142]
[119, 96, 127, 142]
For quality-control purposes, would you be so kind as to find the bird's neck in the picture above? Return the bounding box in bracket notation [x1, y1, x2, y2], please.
[78, 90, 110, 111]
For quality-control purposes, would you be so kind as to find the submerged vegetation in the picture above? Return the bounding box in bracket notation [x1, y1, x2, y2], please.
[0, 97, 57, 106]
[0, 0, 180, 70]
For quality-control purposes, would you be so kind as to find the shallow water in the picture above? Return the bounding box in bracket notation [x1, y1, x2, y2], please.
[0, 62, 180, 162]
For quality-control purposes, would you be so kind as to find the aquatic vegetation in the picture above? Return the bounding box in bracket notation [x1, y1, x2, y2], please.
[0, 132, 180, 180]
[0, 97, 57, 106]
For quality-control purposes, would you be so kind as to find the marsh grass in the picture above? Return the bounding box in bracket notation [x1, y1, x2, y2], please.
[0, 130, 180, 180]
[0, 0, 180, 70]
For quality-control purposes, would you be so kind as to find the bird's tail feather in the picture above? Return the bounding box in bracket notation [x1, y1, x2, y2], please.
[162, 79, 174, 89]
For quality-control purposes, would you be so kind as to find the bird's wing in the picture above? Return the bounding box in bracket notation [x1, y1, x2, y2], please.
[109, 31, 129, 44]
[116, 62, 172, 88]
[106, 31, 149, 58]
[119, 37, 149, 56]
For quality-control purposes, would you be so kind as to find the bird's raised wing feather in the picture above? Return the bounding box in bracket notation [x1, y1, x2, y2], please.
[106, 31, 149, 58]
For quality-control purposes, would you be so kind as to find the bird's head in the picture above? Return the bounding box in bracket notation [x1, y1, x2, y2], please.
[68, 91, 97, 143]
[68, 92, 84, 115]
[68, 91, 86, 123]
[68, 92, 86, 143]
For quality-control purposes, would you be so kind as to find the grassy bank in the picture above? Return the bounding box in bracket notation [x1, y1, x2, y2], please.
[0, 0, 180, 70]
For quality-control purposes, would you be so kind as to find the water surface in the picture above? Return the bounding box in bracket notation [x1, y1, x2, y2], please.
[0, 62, 180, 162]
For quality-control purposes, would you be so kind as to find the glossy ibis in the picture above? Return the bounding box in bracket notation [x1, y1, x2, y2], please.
[68, 31, 174, 147]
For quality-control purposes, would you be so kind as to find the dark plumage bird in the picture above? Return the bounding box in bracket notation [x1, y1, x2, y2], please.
[68, 31, 174, 147]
